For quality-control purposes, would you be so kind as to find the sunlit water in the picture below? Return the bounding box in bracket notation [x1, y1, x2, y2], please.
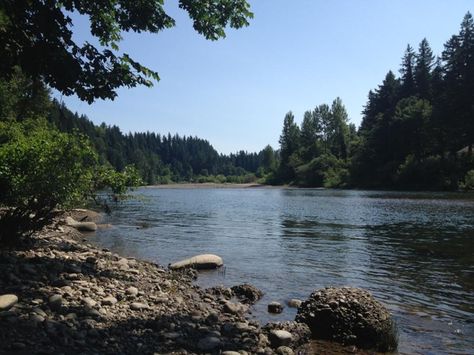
[89, 187, 474, 354]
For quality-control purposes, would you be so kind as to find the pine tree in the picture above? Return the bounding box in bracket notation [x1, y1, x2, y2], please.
[400, 44, 416, 98]
[414, 38, 435, 100]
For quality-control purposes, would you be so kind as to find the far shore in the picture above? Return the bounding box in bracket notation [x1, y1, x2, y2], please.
[145, 182, 280, 189]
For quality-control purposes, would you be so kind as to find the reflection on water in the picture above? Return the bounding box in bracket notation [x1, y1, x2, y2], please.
[90, 188, 474, 354]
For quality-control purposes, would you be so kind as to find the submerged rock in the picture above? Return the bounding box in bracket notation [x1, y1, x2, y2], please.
[169, 254, 223, 270]
[268, 301, 283, 314]
[295, 286, 398, 351]
[231, 284, 263, 304]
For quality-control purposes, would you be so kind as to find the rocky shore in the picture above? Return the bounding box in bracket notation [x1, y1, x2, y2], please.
[0, 212, 313, 354]
[0, 211, 397, 354]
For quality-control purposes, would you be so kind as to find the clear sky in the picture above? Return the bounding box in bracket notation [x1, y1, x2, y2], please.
[56, 0, 473, 154]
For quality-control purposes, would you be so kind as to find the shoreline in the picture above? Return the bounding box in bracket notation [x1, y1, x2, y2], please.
[0, 212, 314, 354]
[0, 211, 390, 354]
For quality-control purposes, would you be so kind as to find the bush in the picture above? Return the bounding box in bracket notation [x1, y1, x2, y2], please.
[0, 119, 141, 242]
[462, 170, 474, 190]
[0, 119, 98, 241]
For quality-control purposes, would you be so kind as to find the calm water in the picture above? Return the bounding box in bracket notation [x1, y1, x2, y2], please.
[90, 187, 474, 354]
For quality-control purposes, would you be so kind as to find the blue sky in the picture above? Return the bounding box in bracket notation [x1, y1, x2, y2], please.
[57, 0, 473, 154]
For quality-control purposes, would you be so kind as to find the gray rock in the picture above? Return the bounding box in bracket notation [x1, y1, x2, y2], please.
[231, 284, 264, 304]
[48, 294, 63, 311]
[82, 297, 97, 308]
[223, 301, 248, 315]
[101, 296, 117, 306]
[197, 336, 221, 351]
[287, 299, 302, 308]
[126, 286, 139, 296]
[65, 216, 97, 232]
[29, 313, 45, 324]
[130, 302, 149, 311]
[0, 294, 18, 311]
[222, 352, 241, 355]
[269, 330, 292, 347]
[268, 301, 283, 314]
[276, 346, 294, 355]
[295, 286, 398, 352]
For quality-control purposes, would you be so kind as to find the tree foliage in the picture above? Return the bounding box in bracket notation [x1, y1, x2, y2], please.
[0, 0, 253, 102]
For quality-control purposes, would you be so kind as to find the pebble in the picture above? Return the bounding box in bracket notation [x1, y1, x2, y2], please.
[82, 297, 97, 308]
[130, 302, 148, 311]
[0, 294, 18, 311]
[126, 287, 139, 296]
[48, 294, 63, 311]
[101, 296, 118, 306]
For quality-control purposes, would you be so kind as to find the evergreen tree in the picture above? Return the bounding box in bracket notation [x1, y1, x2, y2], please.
[414, 38, 435, 100]
[278, 111, 300, 181]
[400, 44, 416, 98]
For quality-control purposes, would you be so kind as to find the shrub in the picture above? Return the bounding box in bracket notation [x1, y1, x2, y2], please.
[0, 119, 141, 242]
[463, 170, 474, 190]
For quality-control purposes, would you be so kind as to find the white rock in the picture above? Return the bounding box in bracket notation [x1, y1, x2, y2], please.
[169, 254, 223, 270]
[0, 294, 18, 311]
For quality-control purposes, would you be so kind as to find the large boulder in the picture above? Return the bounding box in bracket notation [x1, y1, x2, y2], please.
[295, 287, 397, 351]
[169, 254, 223, 270]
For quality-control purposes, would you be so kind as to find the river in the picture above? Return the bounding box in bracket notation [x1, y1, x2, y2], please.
[89, 187, 474, 354]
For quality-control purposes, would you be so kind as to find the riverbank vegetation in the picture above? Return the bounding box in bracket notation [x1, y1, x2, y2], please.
[7, 12, 470, 192]
[1, 8, 473, 243]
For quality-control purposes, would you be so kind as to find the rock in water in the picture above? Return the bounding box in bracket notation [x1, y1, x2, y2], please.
[231, 284, 264, 304]
[65, 216, 97, 232]
[287, 299, 302, 308]
[295, 286, 398, 351]
[0, 294, 18, 311]
[268, 301, 284, 314]
[168, 254, 223, 270]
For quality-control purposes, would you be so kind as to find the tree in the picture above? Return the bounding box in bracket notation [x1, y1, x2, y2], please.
[400, 44, 416, 98]
[414, 38, 435, 100]
[0, 0, 253, 103]
[278, 111, 300, 181]
[442, 12, 474, 154]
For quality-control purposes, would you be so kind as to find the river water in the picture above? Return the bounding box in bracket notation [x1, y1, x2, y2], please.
[90, 187, 474, 354]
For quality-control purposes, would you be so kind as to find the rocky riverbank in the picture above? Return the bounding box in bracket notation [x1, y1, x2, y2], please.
[0, 212, 313, 354]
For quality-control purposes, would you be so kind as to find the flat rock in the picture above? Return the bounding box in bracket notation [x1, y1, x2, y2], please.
[0, 294, 18, 311]
[169, 254, 223, 270]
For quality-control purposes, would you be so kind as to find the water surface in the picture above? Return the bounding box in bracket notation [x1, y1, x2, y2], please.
[90, 187, 474, 354]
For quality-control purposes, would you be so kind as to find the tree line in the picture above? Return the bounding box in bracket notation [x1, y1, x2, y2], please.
[272, 12, 474, 190]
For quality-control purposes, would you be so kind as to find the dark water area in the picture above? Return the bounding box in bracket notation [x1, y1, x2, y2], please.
[89, 187, 474, 354]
